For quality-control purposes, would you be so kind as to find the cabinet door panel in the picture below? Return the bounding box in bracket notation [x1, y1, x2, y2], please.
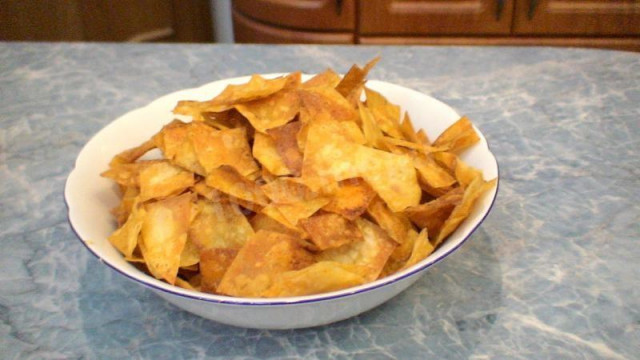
[514, 0, 640, 35]
[359, 0, 514, 35]
[234, 0, 355, 31]
[233, 10, 354, 44]
[0, 0, 212, 42]
[80, 0, 174, 41]
[0, 0, 84, 41]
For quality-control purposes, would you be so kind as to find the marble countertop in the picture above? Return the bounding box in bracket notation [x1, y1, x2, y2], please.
[1, 43, 638, 359]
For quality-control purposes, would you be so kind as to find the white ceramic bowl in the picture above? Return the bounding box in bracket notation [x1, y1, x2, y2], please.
[65, 75, 499, 329]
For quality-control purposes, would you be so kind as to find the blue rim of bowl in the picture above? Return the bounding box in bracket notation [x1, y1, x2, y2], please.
[64, 77, 500, 306]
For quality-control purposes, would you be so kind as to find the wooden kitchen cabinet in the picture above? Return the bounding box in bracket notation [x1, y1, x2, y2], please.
[359, 0, 515, 35]
[513, 0, 640, 36]
[234, 0, 355, 31]
[232, 0, 356, 44]
[0, 0, 213, 42]
[233, 0, 640, 51]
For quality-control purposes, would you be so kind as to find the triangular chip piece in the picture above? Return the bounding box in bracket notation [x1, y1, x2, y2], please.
[267, 121, 304, 176]
[298, 86, 358, 123]
[405, 187, 464, 241]
[188, 122, 258, 176]
[299, 212, 363, 250]
[210, 74, 289, 106]
[138, 161, 194, 201]
[365, 87, 403, 139]
[435, 177, 496, 246]
[205, 166, 269, 206]
[140, 193, 193, 284]
[217, 230, 314, 297]
[200, 248, 239, 293]
[433, 116, 480, 154]
[108, 201, 146, 257]
[252, 132, 292, 176]
[264, 261, 368, 297]
[316, 219, 396, 281]
[235, 87, 300, 133]
[323, 178, 376, 220]
[189, 200, 254, 250]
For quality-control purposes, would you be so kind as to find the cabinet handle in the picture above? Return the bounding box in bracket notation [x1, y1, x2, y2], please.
[528, 0, 539, 20]
[336, 0, 343, 15]
[496, 0, 505, 20]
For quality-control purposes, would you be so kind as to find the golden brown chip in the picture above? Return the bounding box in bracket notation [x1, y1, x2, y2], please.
[302, 116, 420, 212]
[205, 166, 269, 206]
[411, 152, 457, 196]
[322, 178, 376, 220]
[261, 177, 317, 204]
[191, 181, 224, 202]
[200, 247, 238, 293]
[180, 236, 200, 268]
[358, 102, 387, 150]
[217, 230, 314, 297]
[433, 116, 480, 154]
[298, 86, 358, 123]
[299, 213, 363, 250]
[188, 122, 258, 177]
[154, 120, 205, 175]
[435, 177, 496, 246]
[227, 194, 263, 212]
[108, 201, 145, 258]
[335, 64, 366, 99]
[101, 160, 163, 187]
[138, 161, 194, 201]
[109, 138, 156, 167]
[432, 151, 457, 174]
[416, 129, 431, 146]
[189, 200, 254, 250]
[400, 113, 419, 143]
[173, 100, 225, 122]
[400, 228, 434, 271]
[260, 205, 294, 229]
[405, 187, 464, 240]
[267, 121, 304, 176]
[317, 219, 396, 281]
[364, 87, 403, 139]
[252, 132, 292, 176]
[187, 273, 202, 290]
[111, 185, 140, 226]
[264, 261, 368, 297]
[302, 69, 341, 88]
[140, 193, 193, 285]
[250, 212, 306, 239]
[383, 136, 442, 153]
[261, 197, 329, 229]
[367, 197, 417, 261]
[454, 156, 485, 189]
[174, 277, 197, 291]
[335, 56, 379, 107]
[234, 88, 300, 133]
[200, 108, 242, 129]
[362, 56, 381, 74]
[210, 74, 290, 106]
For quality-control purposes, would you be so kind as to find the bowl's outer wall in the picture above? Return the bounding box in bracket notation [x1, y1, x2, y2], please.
[65, 75, 499, 328]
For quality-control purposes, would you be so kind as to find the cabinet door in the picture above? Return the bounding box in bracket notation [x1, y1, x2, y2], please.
[359, 0, 514, 35]
[233, 0, 355, 31]
[0, 0, 85, 40]
[513, 0, 640, 35]
[233, 10, 354, 43]
[0, 0, 212, 42]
